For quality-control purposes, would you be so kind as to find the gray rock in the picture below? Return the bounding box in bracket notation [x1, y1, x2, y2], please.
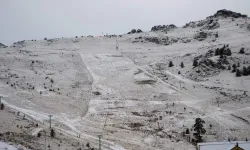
[151, 24, 177, 32]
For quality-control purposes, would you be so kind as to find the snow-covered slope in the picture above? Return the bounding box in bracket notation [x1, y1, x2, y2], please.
[0, 9, 250, 150]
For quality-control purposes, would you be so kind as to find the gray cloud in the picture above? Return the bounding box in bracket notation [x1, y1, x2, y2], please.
[1, 0, 250, 45]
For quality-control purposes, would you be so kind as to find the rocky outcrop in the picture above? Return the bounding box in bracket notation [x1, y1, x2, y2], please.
[194, 31, 208, 41]
[144, 36, 178, 45]
[213, 9, 247, 18]
[0, 43, 7, 48]
[11, 41, 26, 48]
[151, 24, 177, 32]
[128, 29, 143, 34]
[201, 20, 220, 30]
[184, 19, 220, 30]
[137, 29, 142, 33]
[188, 45, 233, 80]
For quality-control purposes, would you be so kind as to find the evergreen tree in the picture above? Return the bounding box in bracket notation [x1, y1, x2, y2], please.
[169, 61, 174, 67]
[236, 69, 242, 77]
[180, 62, 184, 68]
[193, 118, 206, 142]
[228, 65, 231, 70]
[219, 46, 225, 55]
[243, 66, 248, 76]
[0, 103, 4, 110]
[193, 59, 198, 67]
[215, 48, 220, 56]
[50, 129, 55, 138]
[232, 64, 237, 72]
[237, 62, 240, 67]
[227, 49, 232, 56]
[220, 53, 223, 59]
[178, 71, 181, 74]
[239, 47, 245, 54]
[248, 66, 250, 75]
[186, 128, 190, 134]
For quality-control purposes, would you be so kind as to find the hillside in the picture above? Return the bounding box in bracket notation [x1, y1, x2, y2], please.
[0, 43, 7, 48]
[0, 9, 250, 150]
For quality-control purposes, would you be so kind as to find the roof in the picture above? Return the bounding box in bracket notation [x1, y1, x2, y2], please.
[198, 141, 250, 150]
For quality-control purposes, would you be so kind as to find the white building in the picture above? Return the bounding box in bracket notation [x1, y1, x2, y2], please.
[198, 141, 250, 150]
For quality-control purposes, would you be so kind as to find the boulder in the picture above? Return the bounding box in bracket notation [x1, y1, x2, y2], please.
[151, 24, 177, 31]
[131, 29, 137, 34]
[137, 29, 142, 33]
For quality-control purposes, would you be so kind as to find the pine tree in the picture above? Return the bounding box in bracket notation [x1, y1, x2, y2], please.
[220, 53, 223, 59]
[0, 103, 4, 110]
[228, 65, 231, 70]
[178, 71, 181, 74]
[169, 61, 174, 67]
[215, 48, 220, 56]
[243, 66, 248, 76]
[193, 59, 198, 67]
[227, 49, 232, 56]
[237, 62, 240, 67]
[50, 129, 55, 138]
[180, 62, 184, 68]
[186, 128, 190, 134]
[232, 64, 237, 72]
[193, 118, 206, 142]
[239, 47, 245, 54]
[219, 47, 224, 55]
[236, 69, 242, 77]
[248, 66, 250, 75]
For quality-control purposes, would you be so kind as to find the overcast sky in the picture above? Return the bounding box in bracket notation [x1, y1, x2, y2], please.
[1, 0, 250, 45]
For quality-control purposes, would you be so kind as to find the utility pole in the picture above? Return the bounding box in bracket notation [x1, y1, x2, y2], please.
[98, 134, 102, 150]
[48, 115, 53, 128]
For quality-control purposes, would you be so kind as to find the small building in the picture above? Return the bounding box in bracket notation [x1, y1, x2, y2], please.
[198, 141, 250, 150]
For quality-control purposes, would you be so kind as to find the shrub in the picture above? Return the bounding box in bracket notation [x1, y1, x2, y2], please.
[44, 38, 47, 40]
[236, 69, 242, 77]
[193, 59, 198, 67]
[169, 61, 174, 67]
[0, 103, 4, 110]
[239, 47, 245, 54]
[180, 62, 184, 68]
[232, 64, 237, 72]
[215, 33, 219, 38]
[243, 66, 248, 76]
[37, 132, 41, 137]
[215, 48, 220, 56]
[248, 66, 250, 74]
[86, 142, 90, 147]
[228, 65, 231, 70]
[226, 48, 232, 56]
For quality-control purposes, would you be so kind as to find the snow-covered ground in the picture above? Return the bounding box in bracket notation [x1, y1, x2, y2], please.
[1, 10, 250, 150]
